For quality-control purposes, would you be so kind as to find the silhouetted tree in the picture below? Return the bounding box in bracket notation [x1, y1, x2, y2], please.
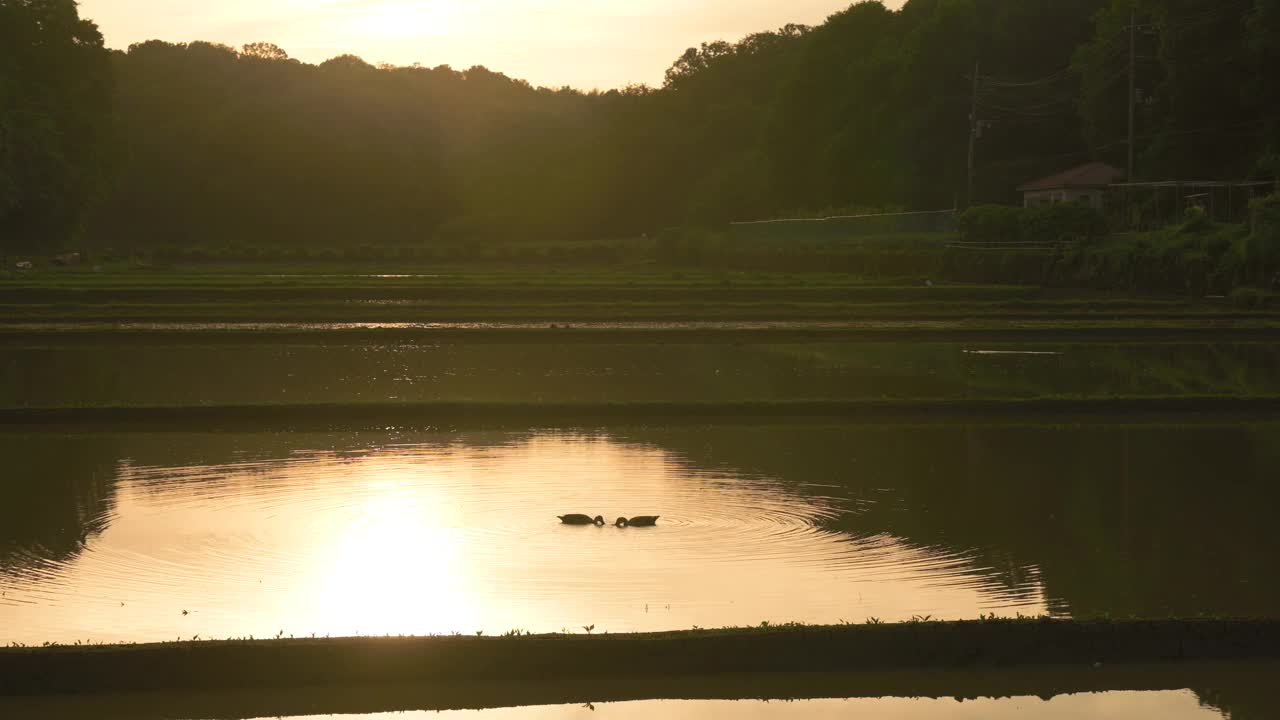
[1076, 0, 1279, 180]
[0, 0, 114, 253]
[241, 42, 291, 62]
[66, 0, 1280, 250]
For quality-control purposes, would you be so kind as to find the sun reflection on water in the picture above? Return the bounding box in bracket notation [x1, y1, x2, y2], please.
[0, 433, 1051, 645]
[308, 482, 473, 637]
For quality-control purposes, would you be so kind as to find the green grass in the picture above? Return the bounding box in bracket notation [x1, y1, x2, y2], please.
[2, 261, 1275, 375]
[3, 261, 1275, 326]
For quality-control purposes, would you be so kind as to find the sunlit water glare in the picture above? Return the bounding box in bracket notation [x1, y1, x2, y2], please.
[0, 433, 1048, 644]
[255, 691, 1226, 720]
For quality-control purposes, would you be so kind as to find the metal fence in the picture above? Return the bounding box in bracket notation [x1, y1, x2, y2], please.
[1109, 180, 1276, 230]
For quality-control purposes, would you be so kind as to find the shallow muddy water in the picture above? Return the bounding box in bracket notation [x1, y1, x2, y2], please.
[3, 339, 1280, 406]
[2, 422, 1276, 645]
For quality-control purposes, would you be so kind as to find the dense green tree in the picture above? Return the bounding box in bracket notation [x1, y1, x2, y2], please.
[0, 0, 114, 253]
[1076, 0, 1279, 180]
[61, 0, 1280, 250]
[1245, 0, 1280, 175]
[765, 4, 898, 213]
[657, 26, 810, 224]
[91, 42, 459, 247]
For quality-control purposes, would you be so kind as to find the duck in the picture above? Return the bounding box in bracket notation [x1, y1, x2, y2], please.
[615, 515, 660, 527]
[559, 514, 605, 526]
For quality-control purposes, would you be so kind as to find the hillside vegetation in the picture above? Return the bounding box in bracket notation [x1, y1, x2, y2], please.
[3, 0, 1278, 256]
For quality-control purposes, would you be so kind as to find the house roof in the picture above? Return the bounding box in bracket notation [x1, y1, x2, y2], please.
[1017, 162, 1124, 192]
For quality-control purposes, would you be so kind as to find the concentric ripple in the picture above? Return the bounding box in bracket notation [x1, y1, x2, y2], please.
[0, 433, 1050, 644]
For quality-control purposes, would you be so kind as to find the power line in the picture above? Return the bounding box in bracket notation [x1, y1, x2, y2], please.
[979, 66, 1072, 90]
[1094, 119, 1273, 152]
[979, 97, 1075, 116]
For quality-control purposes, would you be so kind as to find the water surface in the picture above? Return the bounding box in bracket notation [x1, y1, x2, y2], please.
[253, 693, 1233, 720]
[2, 422, 1277, 645]
[4, 340, 1280, 407]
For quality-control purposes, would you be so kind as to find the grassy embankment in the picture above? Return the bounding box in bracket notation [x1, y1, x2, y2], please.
[2, 619, 1278, 698]
[8, 192, 1277, 310]
[3, 264, 1279, 422]
[2, 264, 1277, 327]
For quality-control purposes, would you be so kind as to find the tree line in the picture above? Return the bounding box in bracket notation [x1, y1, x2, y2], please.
[3, 0, 1278, 253]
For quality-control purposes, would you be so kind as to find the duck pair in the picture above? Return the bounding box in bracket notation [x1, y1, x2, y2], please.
[558, 514, 659, 527]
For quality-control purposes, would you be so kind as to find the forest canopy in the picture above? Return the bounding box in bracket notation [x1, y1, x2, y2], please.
[3, 0, 1278, 252]
[0, 0, 114, 252]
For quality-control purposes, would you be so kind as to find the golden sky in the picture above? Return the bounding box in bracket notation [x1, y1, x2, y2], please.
[77, 0, 871, 89]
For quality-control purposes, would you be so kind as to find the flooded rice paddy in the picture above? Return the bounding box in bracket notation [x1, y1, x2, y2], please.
[4, 339, 1280, 406]
[2, 421, 1277, 645]
[3, 331, 1279, 719]
[258, 693, 1245, 720]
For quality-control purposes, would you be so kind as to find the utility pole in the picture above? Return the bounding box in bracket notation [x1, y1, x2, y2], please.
[1127, 5, 1136, 182]
[967, 59, 980, 208]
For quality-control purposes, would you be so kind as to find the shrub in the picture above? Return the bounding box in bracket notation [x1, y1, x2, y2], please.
[341, 245, 386, 262]
[1179, 206, 1211, 234]
[1021, 203, 1106, 243]
[1246, 193, 1280, 266]
[1230, 287, 1271, 309]
[959, 203, 1106, 245]
[957, 204, 1022, 243]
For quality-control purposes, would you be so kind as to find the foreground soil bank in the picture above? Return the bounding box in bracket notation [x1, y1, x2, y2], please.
[3, 619, 1278, 697]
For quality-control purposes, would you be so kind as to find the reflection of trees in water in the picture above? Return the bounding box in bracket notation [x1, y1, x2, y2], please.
[2, 425, 1279, 716]
[2, 425, 1277, 718]
[0, 435, 120, 573]
[5, 423, 1278, 622]
[1188, 657, 1280, 720]
[0, 429, 551, 577]
[1195, 680, 1280, 720]
[618, 423, 1280, 619]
